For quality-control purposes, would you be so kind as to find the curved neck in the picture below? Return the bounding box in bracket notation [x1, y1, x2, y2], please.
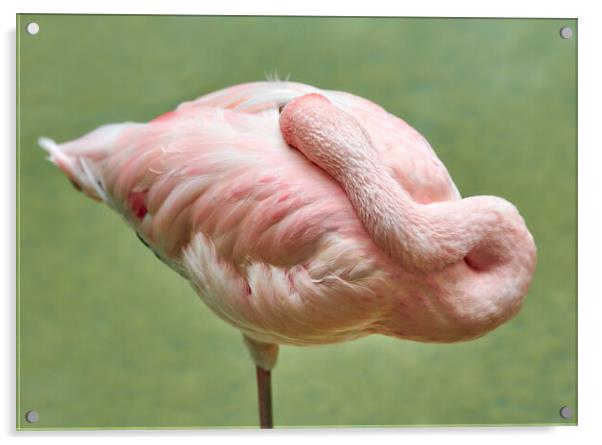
[279, 94, 524, 273]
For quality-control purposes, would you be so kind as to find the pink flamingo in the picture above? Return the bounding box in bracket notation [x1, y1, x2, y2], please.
[40, 81, 536, 428]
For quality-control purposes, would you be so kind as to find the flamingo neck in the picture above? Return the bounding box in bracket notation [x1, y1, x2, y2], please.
[279, 94, 522, 273]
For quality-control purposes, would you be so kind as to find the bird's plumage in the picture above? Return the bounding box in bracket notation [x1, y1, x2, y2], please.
[40, 81, 536, 360]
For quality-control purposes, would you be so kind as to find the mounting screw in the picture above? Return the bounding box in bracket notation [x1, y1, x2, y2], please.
[25, 410, 39, 423]
[559, 27, 573, 39]
[26, 22, 39, 35]
[559, 406, 573, 419]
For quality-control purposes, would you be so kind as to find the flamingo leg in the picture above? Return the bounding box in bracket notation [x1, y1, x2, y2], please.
[255, 366, 273, 428]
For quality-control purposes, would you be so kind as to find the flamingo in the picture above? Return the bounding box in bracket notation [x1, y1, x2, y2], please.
[40, 81, 536, 428]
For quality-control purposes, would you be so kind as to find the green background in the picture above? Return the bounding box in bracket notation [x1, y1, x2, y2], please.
[17, 15, 577, 429]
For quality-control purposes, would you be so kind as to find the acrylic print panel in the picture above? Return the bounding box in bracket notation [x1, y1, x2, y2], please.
[16, 15, 577, 429]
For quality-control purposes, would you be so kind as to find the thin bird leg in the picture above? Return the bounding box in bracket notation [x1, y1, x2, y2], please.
[244, 336, 278, 428]
[255, 366, 273, 428]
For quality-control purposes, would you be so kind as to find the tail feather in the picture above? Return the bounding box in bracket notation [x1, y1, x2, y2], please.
[38, 123, 141, 202]
[39, 136, 71, 167]
[38, 136, 107, 202]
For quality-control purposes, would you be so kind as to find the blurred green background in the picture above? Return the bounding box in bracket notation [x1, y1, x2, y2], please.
[17, 15, 577, 429]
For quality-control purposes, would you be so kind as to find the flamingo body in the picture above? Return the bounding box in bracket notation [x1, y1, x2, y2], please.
[40, 81, 536, 362]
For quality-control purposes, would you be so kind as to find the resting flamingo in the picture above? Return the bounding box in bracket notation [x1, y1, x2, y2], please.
[40, 81, 537, 428]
